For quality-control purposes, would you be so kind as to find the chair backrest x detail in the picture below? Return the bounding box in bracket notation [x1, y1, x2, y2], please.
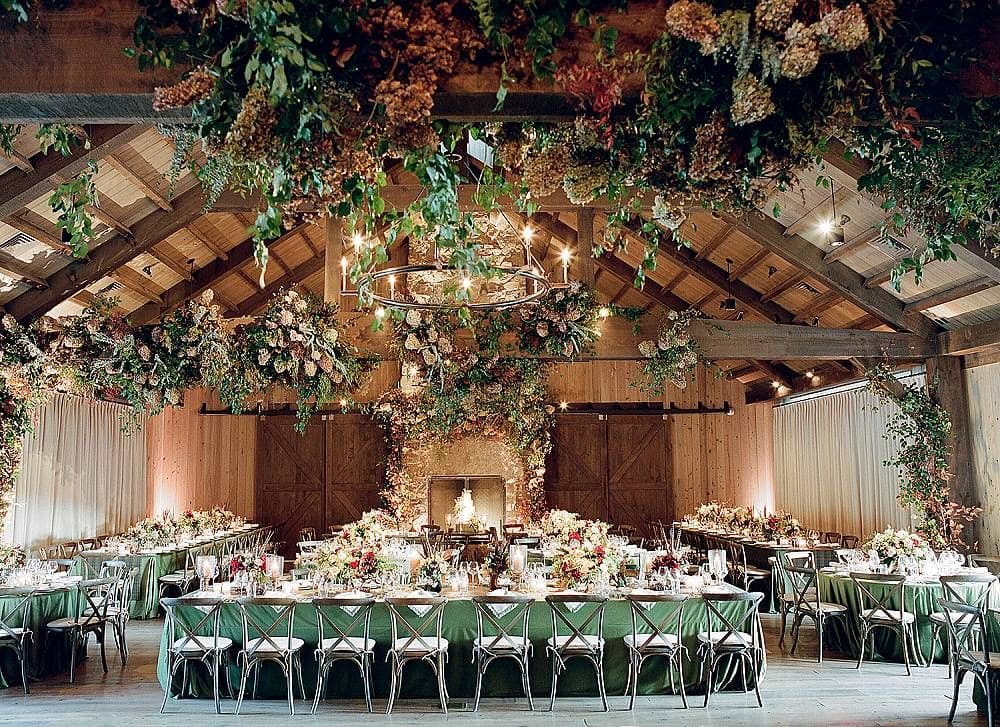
[702, 590, 764, 653]
[386, 596, 448, 655]
[0, 587, 35, 641]
[238, 597, 297, 657]
[939, 598, 989, 669]
[626, 592, 688, 651]
[849, 572, 907, 624]
[162, 597, 226, 654]
[472, 594, 534, 653]
[546, 594, 608, 654]
[313, 597, 375, 657]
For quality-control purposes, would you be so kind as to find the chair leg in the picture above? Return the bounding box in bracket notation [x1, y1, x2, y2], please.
[676, 653, 689, 709]
[285, 657, 295, 716]
[594, 656, 609, 712]
[548, 655, 559, 712]
[473, 655, 485, 712]
[779, 606, 788, 647]
[751, 654, 763, 708]
[363, 656, 374, 713]
[855, 624, 867, 669]
[790, 613, 803, 656]
[180, 659, 190, 698]
[948, 669, 966, 722]
[294, 654, 306, 700]
[311, 662, 325, 715]
[160, 656, 175, 713]
[19, 645, 30, 695]
[629, 655, 639, 711]
[703, 654, 714, 708]
[386, 656, 399, 715]
[235, 660, 250, 715]
[901, 626, 912, 676]
[212, 652, 222, 715]
[68, 631, 78, 684]
[436, 652, 449, 715]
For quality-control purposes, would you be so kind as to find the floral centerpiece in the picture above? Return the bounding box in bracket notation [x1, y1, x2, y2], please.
[862, 528, 931, 570]
[123, 514, 179, 549]
[550, 528, 627, 591]
[337, 509, 397, 547]
[761, 511, 802, 541]
[303, 539, 397, 586]
[539, 509, 589, 539]
[416, 553, 450, 592]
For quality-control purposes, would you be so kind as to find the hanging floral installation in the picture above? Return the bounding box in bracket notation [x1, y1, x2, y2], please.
[634, 308, 703, 395]
[516, 281, 603, 357]
[106, 0, 994, 297]
[219, 290, 378, 431]
[866, 364, 981, 549]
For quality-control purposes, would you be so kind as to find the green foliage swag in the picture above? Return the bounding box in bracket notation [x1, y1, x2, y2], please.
[866, 364, 981, 549]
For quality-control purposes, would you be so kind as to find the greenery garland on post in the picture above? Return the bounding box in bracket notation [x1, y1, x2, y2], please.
[633, 309, 703, 395]
[866, 364, 980, 549]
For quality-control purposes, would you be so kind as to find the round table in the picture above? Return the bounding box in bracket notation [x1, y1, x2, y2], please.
[0, 583, 74, 689]
[818, 569, 993, 664]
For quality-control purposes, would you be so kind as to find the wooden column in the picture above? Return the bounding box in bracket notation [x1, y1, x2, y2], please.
[324, 217, 342, 304]
[925, 355, 979, 542]
[576, 208, 596, 286]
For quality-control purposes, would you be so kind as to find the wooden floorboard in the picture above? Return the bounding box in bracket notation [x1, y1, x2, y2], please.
[0, 613, 987, 726]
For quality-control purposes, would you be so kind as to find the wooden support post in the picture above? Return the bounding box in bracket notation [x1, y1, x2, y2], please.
[324, 217, 343, 305]
[925, 355, 979, 544]
[576, 208, 596, 286]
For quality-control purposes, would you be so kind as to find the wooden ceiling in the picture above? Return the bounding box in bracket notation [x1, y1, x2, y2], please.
[1, 123, 998, 398]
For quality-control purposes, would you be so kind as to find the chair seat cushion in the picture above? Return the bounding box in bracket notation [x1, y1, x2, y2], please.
[320, 636, 374, 653]
[624, 632, 679, 650]
[929, 611, 977, 626]
[744, 567, 770, 578]
[172, 636, 234, 653]
[861, 608, 915, 624]
[547, 634, 604, 651]
[697, 630, 754, 648]
[46, 617, 107, 630]
[475, 635, 528, 652]
[0, 627, 29, 640]
[391, 637, 448, 654]
[159, 574, 187, 583]
[243, 636, 304, 655]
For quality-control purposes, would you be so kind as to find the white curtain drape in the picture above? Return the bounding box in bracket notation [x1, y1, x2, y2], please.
[772, 374, 922, 538]
[4, 393, 147, 552]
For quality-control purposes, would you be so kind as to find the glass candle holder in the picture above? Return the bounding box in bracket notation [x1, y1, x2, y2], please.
[509, 544, 528, 578]
[196, 554, 217, 592]
[265, 554, 285, 589]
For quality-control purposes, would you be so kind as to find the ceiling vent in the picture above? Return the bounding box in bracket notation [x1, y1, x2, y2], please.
[97, 281, 123, 296]
[1, 232, 35, 249]
[794, 281, 822, 296]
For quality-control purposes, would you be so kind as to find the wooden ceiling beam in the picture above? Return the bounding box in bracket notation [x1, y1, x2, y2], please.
[694, 224, 732, 260]
[592, 254, 691, 312]
[728, 249, 769, 281]
[0, 124, 145, 220]
[615, 215, 796, 324]
[822, 226, 884, 263]
[0, 248, 47, 287]
[148, 245, 194, 281]
[759, 272, 806, 304]
[4, 186, 248, 322]
[939, 319, 1000, 357]
[792, 289, 842, 324]
[2, 149, 33, 173]
[129, 222, 309, 325]
[103, 154, 173, 211]
[236, 256, 325, 317]
[903, 277, 997, 313]
[185, 223, 230, 261]
[109, 265, 164, 305]
[718, 210, 939, 338]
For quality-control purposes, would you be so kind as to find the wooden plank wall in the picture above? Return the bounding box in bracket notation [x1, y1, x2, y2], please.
[964, 360, 1000, 554]
[145, 388, 257, 518]
[145, 363, 775, 524]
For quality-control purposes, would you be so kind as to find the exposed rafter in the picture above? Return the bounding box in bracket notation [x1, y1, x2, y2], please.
[5, 187, 248, 322]
[719, 210, 939, 338]
[903, 278, 997, 313]
[103, 153, 173, 211]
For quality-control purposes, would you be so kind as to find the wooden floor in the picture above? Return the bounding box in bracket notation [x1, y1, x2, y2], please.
[0, 613, 988, 726]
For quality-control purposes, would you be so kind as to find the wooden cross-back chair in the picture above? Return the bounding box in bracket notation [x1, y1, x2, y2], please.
[311, 597, 376, 714]
[160, 597, 234, 714]
[545, 593, 609, 713]
[471, 593, 535, 712]
[0, 587, 36, 694]
[44, 577, 115, 683]
[784, 563, 847, 663]
[928, 573, 998, 676]
[849, 572, 921, 674]
[384, 596, 450, 715]
[697, 589, 765, 708]
[235, 597, 306, 715]
[624, 592, 689, 710]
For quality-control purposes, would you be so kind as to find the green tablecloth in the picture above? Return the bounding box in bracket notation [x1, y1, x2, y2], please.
[0, 586, 74, 689]
[75, 528, 261, 620]
[819, 572, 948, 664]
[158, 594, 766, 702]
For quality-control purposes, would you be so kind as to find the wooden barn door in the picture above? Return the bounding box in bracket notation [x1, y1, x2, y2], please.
[545, 414, 608, 522]
[607, 415, 671, 532]
[325, 415, 386, 528]
[546, 413, 671, 532]
[256, 417, 325, 558]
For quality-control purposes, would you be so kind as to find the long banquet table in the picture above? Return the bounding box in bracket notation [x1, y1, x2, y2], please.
[157, 586, 766, 702]
[75, 526, 261, 620]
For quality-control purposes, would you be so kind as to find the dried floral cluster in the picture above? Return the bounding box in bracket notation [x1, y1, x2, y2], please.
[635, 309, 702, 395]
[517, 281, 602, 357]
[222, 290, 377, 431]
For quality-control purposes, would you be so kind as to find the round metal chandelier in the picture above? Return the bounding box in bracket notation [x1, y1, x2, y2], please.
[345, 211, 567, 313]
